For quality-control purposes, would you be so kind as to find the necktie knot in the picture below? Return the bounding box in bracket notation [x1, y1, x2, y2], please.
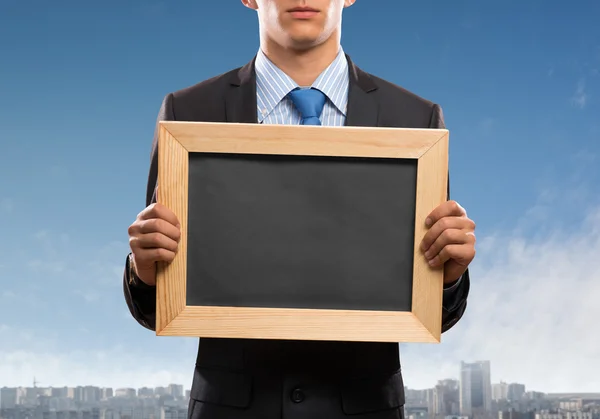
[288, 88, 326, 125]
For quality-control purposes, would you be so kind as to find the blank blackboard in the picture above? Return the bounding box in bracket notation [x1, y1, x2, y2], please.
[186, 152, 416, 312]
[155, 121, 448, 343]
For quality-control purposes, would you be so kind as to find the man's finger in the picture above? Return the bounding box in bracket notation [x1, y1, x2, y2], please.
[428, 244, 474, 268]
[420, 216, 473, 251]
[130, 232, 179, 253]
[134, 248, 177, 268]
[146, 247, 177, 263]
[425, 200, 466, 228]
[423, 228, 471, 260]
[138, 218, 181, 242]
[137, 203, 180, 227]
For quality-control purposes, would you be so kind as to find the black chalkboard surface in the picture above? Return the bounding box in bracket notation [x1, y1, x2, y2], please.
[187, 152, 416, 312]
[155, 121, 448, 343]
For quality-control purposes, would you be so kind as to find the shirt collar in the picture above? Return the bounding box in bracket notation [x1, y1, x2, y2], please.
[255, 47, 349, 123]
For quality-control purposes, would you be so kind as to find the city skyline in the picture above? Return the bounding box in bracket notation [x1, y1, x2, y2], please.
[1, 359, 596, 394]
[2, 380, 598, 399]
[3, 359, 599, 419]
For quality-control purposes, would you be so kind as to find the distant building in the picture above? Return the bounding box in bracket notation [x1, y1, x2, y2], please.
[137, 388, 155, 398]
[160, 406, 187, 419]
[459, 360, 492, 416]
[499, 409, 536, 419]
[0, 388, 20, 409]
[167, 385, 183, 399]
[535, 411, 593, 419]
[508, 384, 526, 402]
[493, 382, 509, 401]
[101, 388, 113, 400]
[433, 379, 461, 416]
[154, 388, 169, 397]
[406, 406, 429, 419]
[114, 388, 136, 398]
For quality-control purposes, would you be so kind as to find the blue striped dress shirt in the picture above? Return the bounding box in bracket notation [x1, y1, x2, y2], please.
[255, 47, 349, 126]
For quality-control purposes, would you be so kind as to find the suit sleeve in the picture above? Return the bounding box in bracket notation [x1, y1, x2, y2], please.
[122, 93, 176, 331]
[429, 104, 471, 333]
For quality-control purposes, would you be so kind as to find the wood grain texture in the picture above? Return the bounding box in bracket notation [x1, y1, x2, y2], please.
[156, 126, 188, 332]
[159, 306, 438, 343]
[411, 131, 449, 343]
[155, 121, 449, 343]
[161, 121, 444, 159]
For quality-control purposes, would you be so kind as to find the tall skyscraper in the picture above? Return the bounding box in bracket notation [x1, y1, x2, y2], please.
[433, 379, 460, 416]
[459, 361, 492, 416]
[493, 382, 509, 401]
[507, 383, 526, 402]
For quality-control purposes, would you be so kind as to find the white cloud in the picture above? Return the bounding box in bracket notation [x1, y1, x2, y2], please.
[72, 289, 102, 302]
[0, 324, 199, 388]
[86, 241, 130, 286]
[570, 78, 588, 109]
[0, 347, 197, 389]
[22, 235, 127, 286]
[27, 259, 66, 274]
[400, 204, 600, 393]
[1, 289, 42, 308]
[1, 290, 16, 299]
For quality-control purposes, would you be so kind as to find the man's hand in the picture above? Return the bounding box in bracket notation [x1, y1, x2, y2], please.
[127, 203, 181, 286]
[420, 200, 476, 284]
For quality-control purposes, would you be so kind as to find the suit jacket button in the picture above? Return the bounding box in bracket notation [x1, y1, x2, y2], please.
[291, 388, 305, 403]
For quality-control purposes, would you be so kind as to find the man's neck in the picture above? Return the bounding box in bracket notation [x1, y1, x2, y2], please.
[259, 33, 341, 86]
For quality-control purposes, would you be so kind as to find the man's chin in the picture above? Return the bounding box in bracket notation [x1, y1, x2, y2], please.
[285, 33, 327, 50]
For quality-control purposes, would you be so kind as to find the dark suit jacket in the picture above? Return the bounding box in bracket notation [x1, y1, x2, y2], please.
[123, 55, 470, 419]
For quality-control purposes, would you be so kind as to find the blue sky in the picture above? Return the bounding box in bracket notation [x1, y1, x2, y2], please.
[1, 0, 599, 392]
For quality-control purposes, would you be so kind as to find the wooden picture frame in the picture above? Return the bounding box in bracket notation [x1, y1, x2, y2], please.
[155, 121, 449, 343]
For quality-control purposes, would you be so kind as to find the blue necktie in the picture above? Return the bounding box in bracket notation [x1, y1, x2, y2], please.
[288, 88, 326, 126]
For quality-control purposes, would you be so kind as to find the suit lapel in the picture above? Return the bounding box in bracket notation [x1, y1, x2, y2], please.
[344, 55, 379, 127]
[224, 54, 379, 127]
[225, 58, 258, 124]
